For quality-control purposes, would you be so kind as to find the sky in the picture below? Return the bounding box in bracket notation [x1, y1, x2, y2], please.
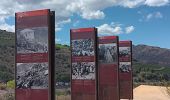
[0, 0, 170, 48]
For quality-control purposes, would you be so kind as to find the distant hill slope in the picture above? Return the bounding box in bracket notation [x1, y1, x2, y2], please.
[133, 45, 170, 67]
[0, 30, 15, 82]
[0, 29, 170, 85]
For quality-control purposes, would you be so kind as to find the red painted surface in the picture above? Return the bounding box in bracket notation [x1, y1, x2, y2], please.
[16, 15, 48, 29]
[119, 57, 131, 62]
[16, 9, 50, 100]
[17, 53, 48, 63]
[98, 36, 119, 100]
[72, 56, 95, 62]
[16, 9, 49, 17]
[71, 30, 95, 39]
[71, 28, 95, 33]
[71, 28, 97, 100]
[16, 89, 48, 100]
[119, 41, 133, 99]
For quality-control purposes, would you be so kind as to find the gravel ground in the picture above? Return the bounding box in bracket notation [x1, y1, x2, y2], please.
[0, 90, 7, 96]
[133, 85, 170, 100]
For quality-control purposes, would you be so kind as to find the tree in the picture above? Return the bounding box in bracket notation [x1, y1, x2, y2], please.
[7, 80, 15, 89]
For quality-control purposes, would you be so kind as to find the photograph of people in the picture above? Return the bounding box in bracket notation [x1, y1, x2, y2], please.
[119, 62, 131, 73]
[99, 43, 117, 64]
[17, 27, 48, 54]
[72, 39, 94, 56]
[72, 62, 95, 80]
[119, 47, 131, 58]
[16, 63, 48, 89]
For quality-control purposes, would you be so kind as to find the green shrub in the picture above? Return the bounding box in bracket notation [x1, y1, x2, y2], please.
[7, 80, 15, 89]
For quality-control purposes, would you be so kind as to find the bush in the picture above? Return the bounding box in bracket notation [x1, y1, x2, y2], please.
[0, 83, 6, 90]
[3, 92, 14, 100]
[7, 80, 15, 89]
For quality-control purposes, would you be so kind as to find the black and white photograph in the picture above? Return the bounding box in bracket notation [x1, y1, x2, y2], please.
[119, 62, 131, 73]
[71, 39, 94, 56]
[99, 43, 117, 64]
[72, 62, 95, 80]
[119, 47, 131, 58]
[16, 63, 48, 89]
[17, 27, 48, 53]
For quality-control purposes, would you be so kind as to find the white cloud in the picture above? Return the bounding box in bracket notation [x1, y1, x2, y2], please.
[66, 1, 106, 20]
[73, 20, 80, 27]
[146, 12, 163, 21]
[98, 24, 122, 35]
[145, 0, 169, 7]
[146, 13, 153, 20]
[57, 18, 71, 26]
[55, 27, 62, 32]
[98, 22, 136, 35]
[138, 11, 164, 21]
[120, 0, 145, 8]
[81, 10, 105, 20]
[0, 0, 169, 32]
[155, 12, 163, 18]
[98, 22, 135, 35]
[55, 38, 61, 42]
[125, 26, 135, 34]
[0, 23, 15, 32]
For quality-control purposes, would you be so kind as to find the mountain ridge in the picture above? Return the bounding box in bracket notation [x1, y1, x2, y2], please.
[133, 44, 170, 67]
[1, 30, 170, 83]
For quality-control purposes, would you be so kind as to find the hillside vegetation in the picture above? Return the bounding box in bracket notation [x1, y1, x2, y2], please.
[133, 62, 170, 87]
[0, 30, 170, 87]
[0, 30, 15, 82]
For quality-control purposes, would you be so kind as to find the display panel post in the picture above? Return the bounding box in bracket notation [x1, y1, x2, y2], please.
[70, 28, 98, 100]
[119, 41, 133, 99]
[98, 36, 120, 100]
[15, 9, 55, 100]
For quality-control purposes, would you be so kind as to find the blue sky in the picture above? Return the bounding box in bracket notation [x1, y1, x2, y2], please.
[0, 0, 170, 48]
[56, 5, 170, 48]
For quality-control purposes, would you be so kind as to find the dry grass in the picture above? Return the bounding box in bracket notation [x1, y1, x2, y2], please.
[56, 95, 71, 100]
[166, 87, 170, 97]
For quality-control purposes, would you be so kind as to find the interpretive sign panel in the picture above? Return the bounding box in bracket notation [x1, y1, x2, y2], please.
[15, 9, 55, 100]
[98, 36, 119, 100]
[119, 41, 133, 99]
[70, 28, 98, 100]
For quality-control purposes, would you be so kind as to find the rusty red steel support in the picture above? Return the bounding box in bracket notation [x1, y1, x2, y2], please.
[15, 9, 55, 100]
[70, 28, 98, 100]
[98, 36, 120, 100]
[119, 41, 133, 99]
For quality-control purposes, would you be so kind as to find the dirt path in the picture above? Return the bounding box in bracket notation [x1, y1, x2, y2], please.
[133, 85, 170, 100]
[0, 90, 7, 97]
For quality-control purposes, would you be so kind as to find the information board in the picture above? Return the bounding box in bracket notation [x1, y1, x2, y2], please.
[98, 36, 119, 100]
[15, 9, 55, 100]
[70, 28, 98, 100]
[119, 41, 133, 99]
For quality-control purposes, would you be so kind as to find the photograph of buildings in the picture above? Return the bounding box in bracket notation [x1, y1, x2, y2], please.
[119, 47, 131, 58]
[16, 63, 48, 89]
[71, 39, 94, 56]
[119, 62, 131, 73]
[17, 27, 48, 54]
[99, 43, 117, 64]
[72, 62, 95, 80]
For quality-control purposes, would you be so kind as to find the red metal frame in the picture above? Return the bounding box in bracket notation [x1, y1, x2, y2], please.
[15, 9, 55, 100]
[70, 27, 98, 100]
[98, 36, 120, 100]
[119, 41, 133, 99]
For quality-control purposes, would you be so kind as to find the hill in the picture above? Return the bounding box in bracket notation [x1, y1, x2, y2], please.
[0, 30, 15, 82]
[0, 30, 170, 86]
[133, 45, 170, 67]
